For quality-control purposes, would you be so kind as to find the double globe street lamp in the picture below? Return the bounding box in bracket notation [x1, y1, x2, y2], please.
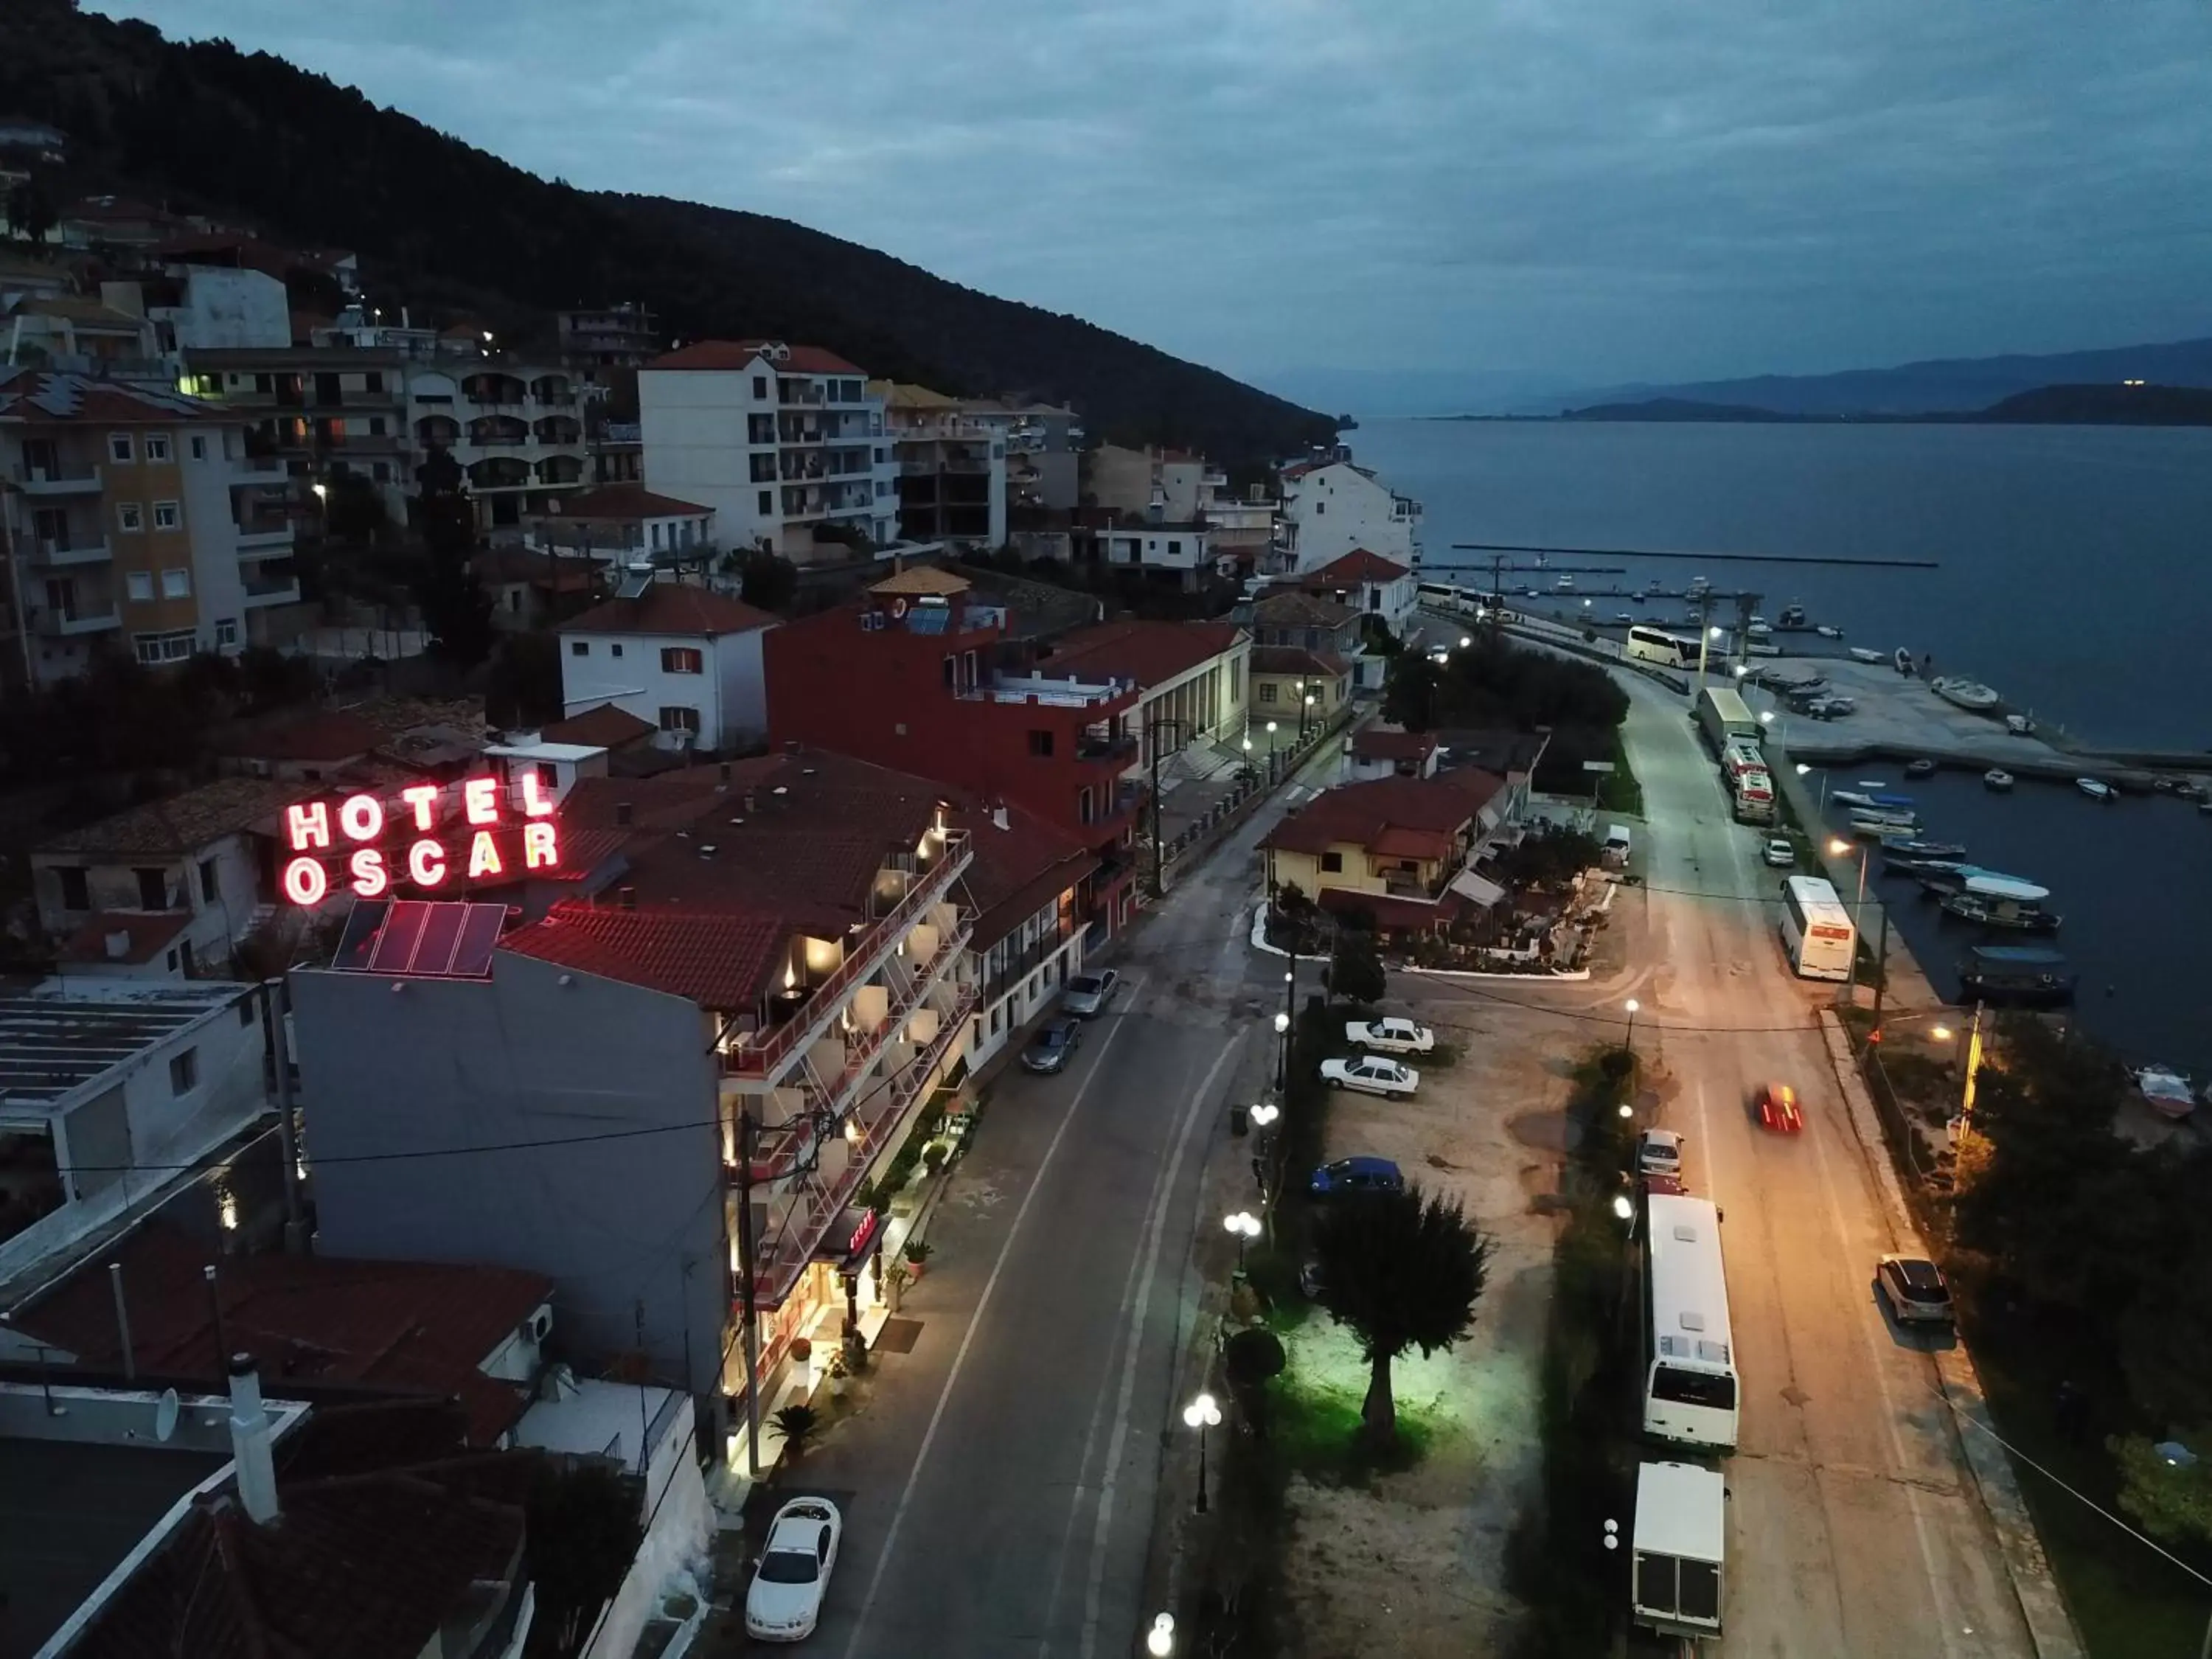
[1183, 1391, 1222, 1514]
[1222, 1210, 1261, 1274]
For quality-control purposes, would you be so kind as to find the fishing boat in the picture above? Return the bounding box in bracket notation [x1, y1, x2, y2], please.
[1848, 646, 1885, 664]
[1983, 768, 2015, 791]
[1815, 624, 1845, 639]
[1905, 758, 1938, 779]
[2076, 777, 2116, 801]
[1832, 790, 1915, 810]
[1941, 874, 2059, 932]
[1914, 863, 2029, 897]
[1779, 604, 1807, 629]
[1848, 814, 1919, 839]
[1931, 676, 2002, 712]
[2135, 1067, 2197, 1120]
[1893, 647, 1915, 675]
[1879, 838, 1966, 860]
[1958, 945, 2076, 1009]
[2004, 714, 2036, 736]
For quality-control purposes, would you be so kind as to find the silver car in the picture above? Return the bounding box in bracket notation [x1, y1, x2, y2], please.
[1061, 968, 1119, 1018]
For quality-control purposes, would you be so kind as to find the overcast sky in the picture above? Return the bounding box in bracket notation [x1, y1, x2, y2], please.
[94, 1, 2212, 408]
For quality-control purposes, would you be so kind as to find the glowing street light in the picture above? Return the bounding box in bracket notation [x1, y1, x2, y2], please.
[1624, 997, 1641, 1054]
[1273, 1009, 1291, 1090]
[1459, 635, 1472, 649]
[1147, 1613, 1177, 1656]
[1248, 1102, 1279, 1129]
[1183, 1392, 1222, 1513]
[1613, 1193, 1635, 1221]
[1223, 1210, 1261, 1272]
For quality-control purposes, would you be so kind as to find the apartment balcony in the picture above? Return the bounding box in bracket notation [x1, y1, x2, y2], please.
[722, 831, 973, 1083]
[1075, 730, 1138, 765]
[229, 457, 289, 487]
[777, 424, 826, 447]
[776, 384, 826, 407]
[12, 462, 103, 495]
[35, 605, 120, 636]
[736, 980, 978, 1310]
[235, 523, 295, 555]
[243, 568, 302, 606]
[32, 537, 111, 568]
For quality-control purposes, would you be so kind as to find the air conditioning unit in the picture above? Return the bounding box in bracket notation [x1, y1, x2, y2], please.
[526, 1307, 553, 1344]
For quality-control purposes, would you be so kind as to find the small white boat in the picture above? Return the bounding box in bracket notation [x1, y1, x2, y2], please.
[2137, 1067, 2197, 1119]
[2005, 713, 2036, 736]
[1833, 790, 1915, 810]
[2076, 777, 2116, 801]
[1931, 676, 2002, 712]
[1984, 768, 2015, 791]
[1816, 625, 1844, 639]
[1893, 647, 1915, 675]
[1747, 622, 1773, 638]
[1848, 646, 1884, 663]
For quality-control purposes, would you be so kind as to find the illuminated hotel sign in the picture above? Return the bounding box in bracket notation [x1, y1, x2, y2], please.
[280, 773, 562, 905]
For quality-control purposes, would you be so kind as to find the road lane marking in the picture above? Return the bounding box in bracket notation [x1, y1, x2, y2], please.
[838, 972, 1150, 1659]
[1077, 1037, 1245, 1659]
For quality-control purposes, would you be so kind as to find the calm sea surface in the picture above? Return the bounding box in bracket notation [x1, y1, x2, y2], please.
[1353, 417, 2212, 1076]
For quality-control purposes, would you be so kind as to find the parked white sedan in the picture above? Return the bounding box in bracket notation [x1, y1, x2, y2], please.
[746, 1496, 843, 1642]
[1320, 1055, 1421, 1098]
[1343, 1016, 1436, 1054]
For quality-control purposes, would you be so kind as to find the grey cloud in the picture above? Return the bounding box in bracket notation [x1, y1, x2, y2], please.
[93, 0, 2212, 397]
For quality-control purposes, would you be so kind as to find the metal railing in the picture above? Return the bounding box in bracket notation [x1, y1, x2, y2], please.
[723, 832, 970, 1079]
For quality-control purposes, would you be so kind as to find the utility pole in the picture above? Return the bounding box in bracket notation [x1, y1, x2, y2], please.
[1146, 708, 1186, 899]
[262, 978, 308, 1254]
[735, 1105, 761, 1479]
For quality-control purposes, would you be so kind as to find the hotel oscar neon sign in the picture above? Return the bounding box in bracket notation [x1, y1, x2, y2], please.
[280, 772, 561, 905]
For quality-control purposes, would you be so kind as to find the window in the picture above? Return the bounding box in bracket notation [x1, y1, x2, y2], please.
[1320, 852, 1344, 873]
[144, 434, 172, 463]
[199, 858, 219, 902]
[750, 453, 776, 483]
[757, 490, 773, 515]
[108, 432, 134, 463]
[570, 640, 590, 656]
[117, 502, 145, 533]
[161, 568, 190, 598]
[215, 618, 238, 648]
[364, 371, 385, 393]
[58, 866, 89, 911]
[1079, 785, 1095, 824]
[133, 629, 196, 664]
[651, 522, 664, 550]
[136, 867, 169, 908]
[658, 706, 701, 734]
[752, 375, 768, 399]
[189, 435, 207, 460]
[1259, 682, 1277, 703]
[875, 481, 890, 497]
[180, 939, 195, 976]
[153, 501, 181, 531]
[874, 446, 888, 463]
[610, 643, 623, 658]
[1167, 540, 1183, 557]
[1314, 500, 1325, 515]
[168, 1048, 199, 1095]
[369, 416, 387, 437]
[749, 414, 776, 443]
[661, 646, 703, 674]
[1027, 729, 1054, 757]
[126, 571, 154, 602]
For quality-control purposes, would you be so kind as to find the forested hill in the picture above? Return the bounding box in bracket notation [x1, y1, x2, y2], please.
[0, 0, 1335, 465]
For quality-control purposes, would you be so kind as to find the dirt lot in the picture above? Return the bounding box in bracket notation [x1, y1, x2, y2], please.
[1279, 992, 1587, 1656]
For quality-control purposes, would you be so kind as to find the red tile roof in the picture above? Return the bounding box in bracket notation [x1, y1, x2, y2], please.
[13, 1222, 554, 1446]
[538, 481, 710, 520]
[1263, 770, 1505, 858]
[60, 911, 192, 966]
[220, 709, 384, 764]
[1251, 591, 1357, 629]
[952, 798, 1098, 953]
[1043, 620, 1245, 690]
[1350, 726, 1439, 762]
[1250, 644, 1350, 680]
[68, 1398, 538, 1659]
[1303, 548, 1412, 587]
[647, 339, 867, 376]
[1317, 886, 1465, 930]
[39, 776, 307, 856]
[540, 702, 657, 748]
[558, 580, 777, 638]
[504, 902, 790, 1010]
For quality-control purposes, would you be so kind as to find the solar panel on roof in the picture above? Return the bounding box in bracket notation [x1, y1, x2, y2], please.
[615, 568, 653, 599]
[332, 900, 391, 970]
[451, 904, 506, 978]
[335, 899, 508, 978]
[411, 902, 468, 975]
[906, 606, 950, 634]
[366, 900, 432, 974]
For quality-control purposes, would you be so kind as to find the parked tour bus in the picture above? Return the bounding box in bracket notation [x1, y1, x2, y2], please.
[1778, 873, 1855, 981]
[1642, 1193, 1740, 1450]
[1625, 626, 1697, 670]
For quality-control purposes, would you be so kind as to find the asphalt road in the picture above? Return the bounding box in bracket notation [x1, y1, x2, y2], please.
[799, 787, 1290, 1658]
[1613, 673, 2035, 1656]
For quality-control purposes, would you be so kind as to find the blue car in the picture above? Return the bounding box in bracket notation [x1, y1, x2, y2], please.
[1308, 1155, 1405, 1198]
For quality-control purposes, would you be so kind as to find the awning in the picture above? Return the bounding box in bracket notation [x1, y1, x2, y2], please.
[1449, 868, 1508, 908]
[815, 1206, 881, 1271]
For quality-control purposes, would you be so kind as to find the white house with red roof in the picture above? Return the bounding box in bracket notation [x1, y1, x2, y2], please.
[1279, 457, 1422, 572]
[1298, 547, 1419, 640]
[556, 568, 779, 753]
[639, 339, 899, 561]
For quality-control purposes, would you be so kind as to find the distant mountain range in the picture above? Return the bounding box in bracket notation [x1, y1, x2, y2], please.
[1531, 336, 2212, 419]
[1559, 382, 2212, 425]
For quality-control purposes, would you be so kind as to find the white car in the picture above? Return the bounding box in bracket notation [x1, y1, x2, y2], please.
[1320, 1055, 1420, 1097]
[1635, 1128, 1684, 1180]
[745, 1496, 843, 1642]
[1761, 838, 1795, 868]
[1344, 1016, 1435, 1054]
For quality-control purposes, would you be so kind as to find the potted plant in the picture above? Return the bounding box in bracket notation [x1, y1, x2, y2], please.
[903, 1239, 933, 1279]
[885, 1260, 912, 1312]
[768, 1402, 820, 1466]
[825, 1348, 850, 1399]
[921, 1141, 948, 1177]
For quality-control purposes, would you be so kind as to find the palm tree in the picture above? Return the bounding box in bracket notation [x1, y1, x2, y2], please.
[1312, 1185, 1491, 1447]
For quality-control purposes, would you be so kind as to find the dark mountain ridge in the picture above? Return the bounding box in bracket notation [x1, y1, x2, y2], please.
[0, 0, 1334, 464]
[1561, 382, 2212, 425]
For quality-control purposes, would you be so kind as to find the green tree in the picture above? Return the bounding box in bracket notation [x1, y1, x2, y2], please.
[524, 1459, 643, 1658]
[1382, 653, 1438, 731]
[769, 1402, 823, 1463]
[1312, 1185, 1491, 1446]
[1326, 925, 1388, 1007]
[2111, 1433, 2212, 1546]
[737, 549, 799, 611]
[1223, 1326, 1287, 1439]
[322, 470, 389, 546]
[412, 448, 495, 667]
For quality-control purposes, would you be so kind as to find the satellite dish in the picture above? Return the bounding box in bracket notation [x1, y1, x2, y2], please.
[154, 1388, 181, 1443]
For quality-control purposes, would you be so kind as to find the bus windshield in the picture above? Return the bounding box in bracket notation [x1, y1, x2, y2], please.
[1652, 1365, 1738, 1412]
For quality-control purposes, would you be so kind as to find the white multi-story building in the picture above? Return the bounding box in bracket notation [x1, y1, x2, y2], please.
[557, 568, 779, 753]
[871, 383, 1007, 549]
[1280, 458, 1422, 571]
[640, 341, 898, 561]
[408, 359, 589, 531]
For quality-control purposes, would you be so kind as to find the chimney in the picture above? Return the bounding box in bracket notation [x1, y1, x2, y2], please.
[105, 929, 132, 961]
[615, 800, 633, 827]
[227, 1353, 280, 1524]
[619, 886, 637, 911]
[991, 805, 1010, 832]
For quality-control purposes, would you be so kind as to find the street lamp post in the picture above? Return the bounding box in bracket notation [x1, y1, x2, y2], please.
[1692, 622, 1722, 700]
[1247, 1102, 1279, 1224]
[1796, 761, 1827, 815]
[1623, 998, 1640, 1057]
[1146, 1613, 1176, 1657]
[1183, 1391, 1222, 1514]
[1273, 1009, 1290, 1091]
[1827, 836, 1871, 1002]
[1223, 1210, 1260, 1274]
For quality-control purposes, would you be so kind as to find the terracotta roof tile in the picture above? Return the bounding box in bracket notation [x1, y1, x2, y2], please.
[1250, 644, 1350, 680]
[39, 776, 307, 856]
[1262, 771, 1504, 858]
[558, 582, 777, 638]
[1043, 620, 1245, 690]
[952, 798, 1097, 952]
[1252, 591, 1357, 629]
[540, 703, 657, 748]
[538, 481, 711, 520]
[1350, 726, 1439, 762]
[1303, 548, 1411, 586]
[220, 709, 385, 764]
[647, 338, 867, 376]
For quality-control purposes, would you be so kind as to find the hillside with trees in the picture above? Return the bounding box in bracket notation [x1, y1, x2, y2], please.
[0, 0, 1335, 465]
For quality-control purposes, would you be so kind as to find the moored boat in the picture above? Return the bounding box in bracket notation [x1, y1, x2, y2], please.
[1816, 624, 1843, 639]
[1879, 838, 1966, 860]
[1848, 646, 1884, 663]
[1834, 790, 1915, 810]
[1893, 647, 1914, 675]
[1958, 945, 2076, 1009]
[1905, 759, 1938, 779]
[2076, 777, 2116, 801]
[1779, 604, 1807, 629]
[1931, 675, 2002, 712]
[1916, 863, 2033, 897]
[1983, 768, 2014, 791]
[2136, 1067, 2197, 1119]
[1941, 874, 2059, 932]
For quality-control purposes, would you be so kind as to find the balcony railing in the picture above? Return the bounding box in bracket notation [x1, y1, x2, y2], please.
[723, 832, 971, 1080]
[740, 983, 978, 1309]
[34, 537, 110, 567]
[13, 462, 103, 495]
[981, 922, 1075, 1004]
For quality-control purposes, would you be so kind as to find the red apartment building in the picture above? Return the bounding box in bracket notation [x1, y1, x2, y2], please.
[764, 567, 1146, 936]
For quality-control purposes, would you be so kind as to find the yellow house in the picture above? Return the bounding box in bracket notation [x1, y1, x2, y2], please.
[1262, 768, 1507, 927]
[1249, 645, 1352, 744]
